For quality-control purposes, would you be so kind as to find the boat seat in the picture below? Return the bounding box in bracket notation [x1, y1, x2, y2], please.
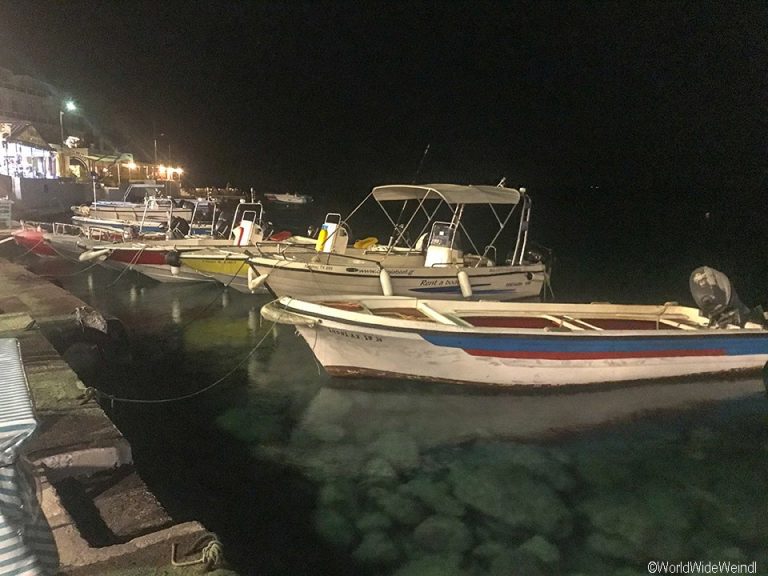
[463, 253, 495, 267]
[372, 307, 434, 321]
[461, 315, 561, 329]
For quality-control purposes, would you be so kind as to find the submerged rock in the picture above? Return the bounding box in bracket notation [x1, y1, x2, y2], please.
[312, 507, 356, 550]
[367, 431, 421, 472]
[399, 476, 465, 517]
[578, 485, 694, 561]
[412, 514, 473, 554]
[352, 530, 401, 565]
[367, 486, 427, 526]
[459, 442, 575, 492]
[488, 549, 547, 576]
[449, 463, 571, 537]
[585, 531, 637, 562]
[470, 540, 507, 561]
[518, 534, 560, 565]
[299, 444, 367, 481]
[362, 456, 399, 482]
[572, 448, 636, 489]
[355, 511, 392, 533]
[317, 480, 359, 517]
[391, 553, 465, 576]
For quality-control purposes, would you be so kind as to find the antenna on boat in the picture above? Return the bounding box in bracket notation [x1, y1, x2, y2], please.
[497, 177, 506, 188]
[412, 143, 431, 183]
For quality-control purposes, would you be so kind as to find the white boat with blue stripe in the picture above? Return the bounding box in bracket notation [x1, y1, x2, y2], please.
[260, 267, 768, 388]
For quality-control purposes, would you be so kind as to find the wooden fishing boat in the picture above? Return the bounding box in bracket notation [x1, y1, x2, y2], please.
[260, 268, 768, 388]
[247, 182, 550, 301]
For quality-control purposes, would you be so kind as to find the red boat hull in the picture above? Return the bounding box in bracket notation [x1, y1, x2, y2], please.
[12, 229, 56, 256]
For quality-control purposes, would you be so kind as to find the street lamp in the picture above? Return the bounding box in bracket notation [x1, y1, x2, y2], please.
[153, 132, 166, 174]
[59, 100, 77, 145]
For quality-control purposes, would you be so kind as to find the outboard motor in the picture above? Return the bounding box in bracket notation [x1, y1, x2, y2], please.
[214, 210, 233, 238]
[689, 266, 763, 327]
[169, 216, 190, 239]
[524, 242, 553, 266]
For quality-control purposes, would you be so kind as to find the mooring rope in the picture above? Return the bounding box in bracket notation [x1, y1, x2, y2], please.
[10, 237, 46, 261]
[171, 532, 224, 570]
[81, 305, 284, 405]
[106, 245, 146, 287]
[44, 259, 103, 277]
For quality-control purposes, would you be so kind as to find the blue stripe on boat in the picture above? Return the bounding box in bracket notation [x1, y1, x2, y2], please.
[420, 333, 768, 357]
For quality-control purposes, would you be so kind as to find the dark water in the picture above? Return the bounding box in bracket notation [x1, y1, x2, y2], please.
[6, 234, 768, 575]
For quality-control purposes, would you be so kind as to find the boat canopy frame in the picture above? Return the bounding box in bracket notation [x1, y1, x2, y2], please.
[342, 182, 532, 265]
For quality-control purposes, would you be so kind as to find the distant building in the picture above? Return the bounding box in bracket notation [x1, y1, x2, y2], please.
[0, 67, 185, 216]
[0, 120, 56, 178]
[0, 68, 183, 196]
[0, 67, 61, 143]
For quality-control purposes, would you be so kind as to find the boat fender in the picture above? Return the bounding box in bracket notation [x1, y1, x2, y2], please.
[247, 266, 269, 292]
[315, 228, 328, 252]
[165, 250, 183, 275]
[165, 250, 182, 268]
[379, 269, 393, 296]
[354, 236, 378, 250]
[78, 248, 111, 262]
[458, 270, 472, 298]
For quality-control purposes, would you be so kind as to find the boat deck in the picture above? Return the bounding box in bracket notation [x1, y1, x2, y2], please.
[319, 300, 706, 331]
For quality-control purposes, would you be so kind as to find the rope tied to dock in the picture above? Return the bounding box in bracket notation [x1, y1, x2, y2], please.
[76, 307, 282, 405]
[171, 532, 224, 571]
[10, 236, 46, 261]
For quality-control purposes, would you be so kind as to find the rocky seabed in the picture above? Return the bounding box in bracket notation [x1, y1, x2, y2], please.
[224, 389, 768, 576]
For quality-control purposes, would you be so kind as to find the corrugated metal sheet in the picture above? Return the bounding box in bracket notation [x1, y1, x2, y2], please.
[0, 339, 58, 576]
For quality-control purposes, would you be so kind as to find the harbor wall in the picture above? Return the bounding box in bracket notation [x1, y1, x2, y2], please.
[6, 177, 92, 219]
[0, 257, 216, 575]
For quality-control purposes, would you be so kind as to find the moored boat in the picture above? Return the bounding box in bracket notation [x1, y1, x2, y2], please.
[70, 182, 202, 223]
[247, 182, 550, 300]
[74, 201, 312, 284]
[264, 192, 313, 205]
[180, 236, 316, 292]
[260, 267, 768, 388]
[12, 225, 56, 256]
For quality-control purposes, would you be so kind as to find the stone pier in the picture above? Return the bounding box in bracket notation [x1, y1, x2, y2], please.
[0, 257, 236, 575]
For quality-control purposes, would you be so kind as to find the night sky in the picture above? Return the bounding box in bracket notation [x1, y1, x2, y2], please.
[1, 1, 767, 299]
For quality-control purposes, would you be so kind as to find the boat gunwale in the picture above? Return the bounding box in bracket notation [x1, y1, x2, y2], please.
[247, 254, 547, 278]
[266, 297, 768, 339]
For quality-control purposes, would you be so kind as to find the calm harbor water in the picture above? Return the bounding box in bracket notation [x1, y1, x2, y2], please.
[10, 245, 768, 576]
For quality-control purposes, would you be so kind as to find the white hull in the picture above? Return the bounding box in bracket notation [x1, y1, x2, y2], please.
[85, 207, 193, 222]
[249, 255, 546, 300]
[128, 263, 215, 283]
[174, 265, 252, 292]
[262, 296, 768, 388]
[44, 234, 89, 261]
[265, 193, 312, 205]
[295, 322, 766, 387]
